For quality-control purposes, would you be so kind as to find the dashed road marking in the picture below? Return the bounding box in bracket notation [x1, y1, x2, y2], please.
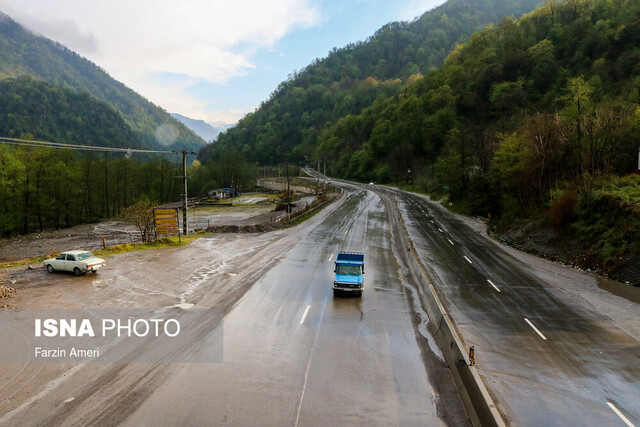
[606, 402, 634, 427]
[464, 255, 472, 264]
[438, 228, 443, 233]
[448, 239, 454, 246]
[328, 253, 334, 262]
[524, 318, 547, 340]
[300, 305, 311, 325]
[487, 280, 501, 292]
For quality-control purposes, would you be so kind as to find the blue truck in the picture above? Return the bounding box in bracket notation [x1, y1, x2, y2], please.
[333, 252, 365, 297]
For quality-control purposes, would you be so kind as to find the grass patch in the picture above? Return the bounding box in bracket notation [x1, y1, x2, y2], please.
[0, 256, 48, 269]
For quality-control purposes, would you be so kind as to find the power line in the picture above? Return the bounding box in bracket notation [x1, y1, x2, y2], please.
[0, 136, 181, 155]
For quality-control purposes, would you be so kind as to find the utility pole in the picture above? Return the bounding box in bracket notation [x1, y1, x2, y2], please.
[182, 150, 188, 236]
[286, 163, 290, 194]
[637, 147, 640, 171]
[323, 156, 326, 177]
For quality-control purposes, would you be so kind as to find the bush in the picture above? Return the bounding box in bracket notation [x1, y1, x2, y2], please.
[548, 190, 577, 229]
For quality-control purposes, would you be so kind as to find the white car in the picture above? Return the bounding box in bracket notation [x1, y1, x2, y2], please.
[44, 251, 106, 276]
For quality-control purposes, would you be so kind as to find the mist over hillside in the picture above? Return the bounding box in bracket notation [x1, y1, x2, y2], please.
[170, 113, 234, 143]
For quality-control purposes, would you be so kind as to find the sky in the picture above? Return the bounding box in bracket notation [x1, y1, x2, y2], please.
[0, 0, 446, 125]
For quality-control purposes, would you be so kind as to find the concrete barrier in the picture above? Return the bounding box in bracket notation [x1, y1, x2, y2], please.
[256, 179, 317, 194]
[387, 195, 505, 427]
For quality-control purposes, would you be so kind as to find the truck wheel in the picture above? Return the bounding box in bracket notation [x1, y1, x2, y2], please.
[73, 267, 83, 276]
[46, 264, 55, 273]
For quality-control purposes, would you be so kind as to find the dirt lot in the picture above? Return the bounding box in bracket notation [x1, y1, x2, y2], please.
[0, 205, 277, 264]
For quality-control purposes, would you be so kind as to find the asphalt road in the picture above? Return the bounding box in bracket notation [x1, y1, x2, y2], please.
[0, 185, 468, 426]
[121, 187, 465, 426]
[3, 180, 638, 426]
[386, 188, 640, 427]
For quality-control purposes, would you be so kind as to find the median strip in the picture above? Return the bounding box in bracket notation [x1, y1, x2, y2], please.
[524, 318, 547, 340]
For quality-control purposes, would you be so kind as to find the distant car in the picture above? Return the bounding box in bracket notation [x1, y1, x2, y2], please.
[368, 182, 374, 186]
[44, 251, 105, 276]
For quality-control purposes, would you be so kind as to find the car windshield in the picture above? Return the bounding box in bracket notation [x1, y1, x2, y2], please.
[336, 265, 361, 275]
[77, 252, 96, 260]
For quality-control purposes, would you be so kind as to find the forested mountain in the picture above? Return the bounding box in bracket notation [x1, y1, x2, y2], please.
[0, 12, 204, 152]
[0, 77, 142, 148]
[317, 0, 640, 268]
[200, 0, 542, 164]
[199, 0, 640, 271]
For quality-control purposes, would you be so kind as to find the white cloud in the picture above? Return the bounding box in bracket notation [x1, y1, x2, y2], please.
[394, 0, 444, 21]
[0, 0, 321, 122]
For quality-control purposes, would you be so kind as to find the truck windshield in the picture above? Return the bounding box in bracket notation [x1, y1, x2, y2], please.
[336, 265, 361, 275]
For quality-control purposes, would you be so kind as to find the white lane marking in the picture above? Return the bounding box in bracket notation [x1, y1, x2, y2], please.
[344, 229, 348, 236]
[438, 228, 443, 233]
[430, 220, 434, 224]
[299, 305, 311, 325]
[607, 402, 635, 427]
[524, 318, 547, 340]
[328, 253, 334, 262]
[62, 397, 75, 403]
[487, 280, 501, 292]
[448, 239, 454, 246]
[464, 255, 472, 264]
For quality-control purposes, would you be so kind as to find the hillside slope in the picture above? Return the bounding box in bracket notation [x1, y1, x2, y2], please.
[314, 0, 640, 273]
[200, 0, 541, 164]
[0, 12, 204, 152]
[0, 76, 142, 149]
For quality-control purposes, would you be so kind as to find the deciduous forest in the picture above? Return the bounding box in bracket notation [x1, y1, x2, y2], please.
[202, 0, 640, 268]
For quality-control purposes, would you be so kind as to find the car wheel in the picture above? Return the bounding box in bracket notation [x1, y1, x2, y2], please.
[73, 267, 83, 276]
[333, 289, 339, 297]
[357, 291, 362, 298]
[46, 264, 55, 273]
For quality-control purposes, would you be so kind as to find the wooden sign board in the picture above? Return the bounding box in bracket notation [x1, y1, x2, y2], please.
[155, 208, 179, 234]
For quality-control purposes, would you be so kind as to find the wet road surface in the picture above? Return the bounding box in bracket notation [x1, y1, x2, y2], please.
[122, 188, 459, 426]
[3, 180, 638, 426]
[387, 189, 639, 427]
[0, 186, 467, 426]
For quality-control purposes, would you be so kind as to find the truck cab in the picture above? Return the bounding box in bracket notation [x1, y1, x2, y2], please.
[333, 252, 365, 297]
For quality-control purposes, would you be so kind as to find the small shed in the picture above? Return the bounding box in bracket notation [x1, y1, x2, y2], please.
[208, 188, 238, 199]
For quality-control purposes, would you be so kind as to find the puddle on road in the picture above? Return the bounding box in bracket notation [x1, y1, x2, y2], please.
[174, 303, 195, 309]
[598, 278, 640, 304]
[404, 282, 445, 362]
